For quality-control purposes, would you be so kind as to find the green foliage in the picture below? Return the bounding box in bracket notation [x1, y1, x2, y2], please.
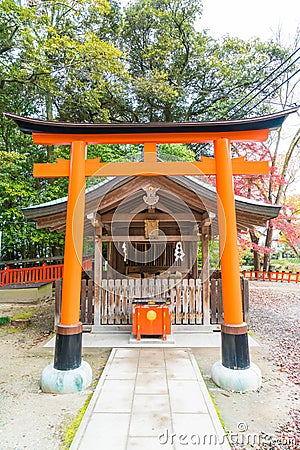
[0, 316, 11, 326]
[0, 0, 125, 259]
[0, 0, 292, 261]
[121, 0, 287, 122]
[158, 144, 195, 161]
[0, 149, 65, 260]
[240, 248, 254, 266]
[198, 239, 220, 269]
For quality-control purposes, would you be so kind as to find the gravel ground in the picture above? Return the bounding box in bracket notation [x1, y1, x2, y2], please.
[0, 302, 110, 450]
[193, 281, 300, 450]
[248, 282, 300, 450]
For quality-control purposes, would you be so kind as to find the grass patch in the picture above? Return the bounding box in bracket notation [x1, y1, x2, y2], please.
[271, 257, 300, 265]
[60, 392, 93, 449]
[0, 326, 21, 334]
[0, 316, 11, 326]
[11, 310, 36, 321]
[208, 389, 226, 430]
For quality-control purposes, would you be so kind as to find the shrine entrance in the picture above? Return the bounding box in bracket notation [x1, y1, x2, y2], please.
[23, 167, 279, 329]
[45, 174, 265, 328]
[5, 108, 297, 393]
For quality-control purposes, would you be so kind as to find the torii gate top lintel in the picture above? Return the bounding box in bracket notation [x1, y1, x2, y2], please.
[4, 108, 297, 145]
[5, 109, 297, 178]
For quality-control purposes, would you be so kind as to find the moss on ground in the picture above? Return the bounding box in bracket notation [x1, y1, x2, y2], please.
[60, 375, 103, 449]
[208, 389, 226, 430]
[197, 362, 227, 430]
[60, 393, 93, 449]
[11, 310, 36, 320]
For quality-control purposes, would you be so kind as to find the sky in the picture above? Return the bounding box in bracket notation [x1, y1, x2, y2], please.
[199, 0, 299, 43]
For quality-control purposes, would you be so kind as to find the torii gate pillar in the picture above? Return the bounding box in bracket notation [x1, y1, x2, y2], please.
[41, 141, 92, 394]
[211, 138, 261, 391]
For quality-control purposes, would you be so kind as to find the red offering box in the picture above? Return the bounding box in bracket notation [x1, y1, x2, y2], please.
[132, 304, 171, 341]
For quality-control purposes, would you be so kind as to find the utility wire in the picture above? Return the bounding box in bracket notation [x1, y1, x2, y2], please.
[229, 55, 300, 118]
[226, 46, 300, 118]
[243, 68, 300, 115]
[227, 46, 300, 116]
[194, 55, 299, 157]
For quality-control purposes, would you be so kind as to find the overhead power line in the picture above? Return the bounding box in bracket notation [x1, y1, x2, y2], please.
[230, 56, 300, 118]
[243, 68, 300, 115]
[226, 46, 300, 118]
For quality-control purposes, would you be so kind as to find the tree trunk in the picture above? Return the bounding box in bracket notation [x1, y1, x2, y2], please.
[46, 95, 55, 162]
[275, 127, 300, 204]
[263, 222, 274, 272]
[52, 245, 63, 258]
[249, 230, 260, 271]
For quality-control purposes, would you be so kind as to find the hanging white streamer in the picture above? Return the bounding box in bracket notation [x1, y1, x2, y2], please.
[174, 242, 185, 262]
[122, 242, 127, 262]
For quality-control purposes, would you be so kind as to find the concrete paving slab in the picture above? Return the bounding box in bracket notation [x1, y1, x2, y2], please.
[168, 380, 207, 413]
[172, 413, 224, 450]
[70, 348, 231, 450]
[94, 379, 135, 413]
[129, 410, 172, 437]
[77, 413, 130, 450]
[135, 371, 168, 394]
[132, 394, 170, 414]
[127, 436, 175, 450]
[114, 348, 140, 358]
[166, 358, 198, 379]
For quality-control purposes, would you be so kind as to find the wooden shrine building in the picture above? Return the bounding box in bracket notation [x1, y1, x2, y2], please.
[24, 174, 280, 329]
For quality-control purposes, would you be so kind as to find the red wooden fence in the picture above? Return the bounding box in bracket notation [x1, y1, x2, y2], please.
[0, 257, 93, 287]
[242, 270, 300, 283]
[1, 263, 299, 287]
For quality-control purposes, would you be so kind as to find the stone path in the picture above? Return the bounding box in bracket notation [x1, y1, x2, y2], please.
[70, 348, 231, 450]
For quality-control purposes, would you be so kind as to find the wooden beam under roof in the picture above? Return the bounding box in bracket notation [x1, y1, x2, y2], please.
[98, 211, 203, 223]
[23, 173, 281, 232]
[100, 235, 199, 242]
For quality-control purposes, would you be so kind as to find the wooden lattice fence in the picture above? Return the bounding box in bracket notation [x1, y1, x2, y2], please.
[55, 277, 249, 327]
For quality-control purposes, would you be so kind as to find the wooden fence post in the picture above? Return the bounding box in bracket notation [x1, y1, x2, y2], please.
[55, 279, 62, 326]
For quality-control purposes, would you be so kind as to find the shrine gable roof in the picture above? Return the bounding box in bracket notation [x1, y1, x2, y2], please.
[23, 175, 280, 233]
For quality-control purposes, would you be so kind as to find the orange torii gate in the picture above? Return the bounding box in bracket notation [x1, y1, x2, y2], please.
[5, 109, 297, 393]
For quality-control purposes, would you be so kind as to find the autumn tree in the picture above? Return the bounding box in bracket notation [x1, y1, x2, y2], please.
[241, 31, 300, 271]
[279, 193, 300, 257]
